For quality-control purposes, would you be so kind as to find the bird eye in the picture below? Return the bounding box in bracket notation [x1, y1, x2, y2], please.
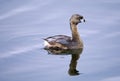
[80, 16, 83, 19]
[76, 16, 83, 20]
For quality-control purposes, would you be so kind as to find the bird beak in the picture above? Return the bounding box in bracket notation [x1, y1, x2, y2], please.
[79, 18, 85, 23]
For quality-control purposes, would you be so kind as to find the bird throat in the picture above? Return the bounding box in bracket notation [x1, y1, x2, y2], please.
[70, 23, 81, 43]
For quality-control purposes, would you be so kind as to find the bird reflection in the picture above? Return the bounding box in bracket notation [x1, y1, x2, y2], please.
[44, 48, 83, 76]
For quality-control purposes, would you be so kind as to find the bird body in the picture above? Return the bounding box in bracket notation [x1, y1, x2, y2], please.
[44, 14, 85, 50]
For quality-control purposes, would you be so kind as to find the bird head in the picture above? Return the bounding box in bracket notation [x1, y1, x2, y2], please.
[70, 14, 85, 25]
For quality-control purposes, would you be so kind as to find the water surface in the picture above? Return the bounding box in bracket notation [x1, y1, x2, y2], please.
[0, 0, 120, 81]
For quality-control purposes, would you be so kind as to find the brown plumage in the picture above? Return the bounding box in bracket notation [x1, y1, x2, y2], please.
[44, 14, 85, 50]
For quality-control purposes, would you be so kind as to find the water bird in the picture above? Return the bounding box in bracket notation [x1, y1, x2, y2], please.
[44, 14, 85, 50]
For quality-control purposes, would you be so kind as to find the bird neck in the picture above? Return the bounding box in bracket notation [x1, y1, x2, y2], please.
[70, 23, 81, 42]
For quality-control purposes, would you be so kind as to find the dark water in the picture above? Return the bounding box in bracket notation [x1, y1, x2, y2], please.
[0, 0, 120, 81]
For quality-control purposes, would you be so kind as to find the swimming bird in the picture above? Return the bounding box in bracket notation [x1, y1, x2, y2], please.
[44, 14, 85, 50]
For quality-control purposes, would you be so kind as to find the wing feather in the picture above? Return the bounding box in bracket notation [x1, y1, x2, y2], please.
[44, 35, 71, 45]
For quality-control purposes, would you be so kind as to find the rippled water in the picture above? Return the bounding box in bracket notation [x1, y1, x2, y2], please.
[0, 0, 120, 81]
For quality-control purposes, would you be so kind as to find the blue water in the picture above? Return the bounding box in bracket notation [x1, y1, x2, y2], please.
[0, 0, 120, 81]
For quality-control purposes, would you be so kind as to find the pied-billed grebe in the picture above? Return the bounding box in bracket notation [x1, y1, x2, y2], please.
[44, 14, 85, 50]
